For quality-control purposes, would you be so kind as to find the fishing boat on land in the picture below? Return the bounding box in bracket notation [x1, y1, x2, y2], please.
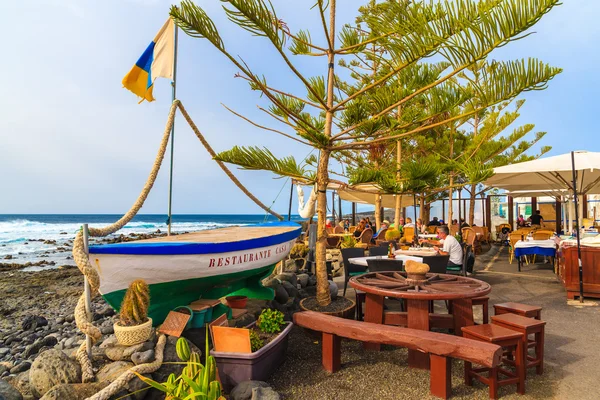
[88, 221, 301, 323]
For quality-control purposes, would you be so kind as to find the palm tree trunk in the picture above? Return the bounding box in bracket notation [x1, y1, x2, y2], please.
[394, 138, 402, 226]
[375, 194, 382, 232]
[315, 0, 337, 307]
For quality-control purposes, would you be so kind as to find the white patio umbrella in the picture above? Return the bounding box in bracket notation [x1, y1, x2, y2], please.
[485, 151, 600, 302]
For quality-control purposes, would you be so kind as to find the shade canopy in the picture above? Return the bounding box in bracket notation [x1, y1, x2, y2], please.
[505, 189, 570, 200]
[327, 182, 415, 209]
[484, 151, 600, 194]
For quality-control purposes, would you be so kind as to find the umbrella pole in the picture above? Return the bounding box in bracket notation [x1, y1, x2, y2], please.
[413, 194, 418, 245]
[571, 151, 584, 303]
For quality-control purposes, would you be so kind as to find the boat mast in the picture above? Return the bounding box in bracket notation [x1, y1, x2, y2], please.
[167, 22, 179, 236]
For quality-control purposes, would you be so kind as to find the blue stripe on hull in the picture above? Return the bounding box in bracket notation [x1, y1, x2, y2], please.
[88, 221, 302, 255]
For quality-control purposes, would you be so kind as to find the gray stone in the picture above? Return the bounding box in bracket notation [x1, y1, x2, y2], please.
[296, 273, 309, 288]
[23, 337, 58, 358]
[251, 386, 281, 400]
[308, 275, 317, 286]
[39, 382, 107, 400]
[0, 378, 23, 400]
[100, 325, 114, 335]
[230, 381, 270, 400]
[21, 316, 47, 332]
[0, 348, 9, 357]
[328, 280, 338, 300]
[131, 349, 155, 365]
[272, 284, 289, 305]
[97, 361, 148, 400]
[29, 349, 81, 398]
[9, 362, 30, 374]
[274, 273, 297, 288]
[103, 342, 144, 362]
[54, 317, 65, 325]
[4, 372, 33, 400]
[281, 281, 299, 299]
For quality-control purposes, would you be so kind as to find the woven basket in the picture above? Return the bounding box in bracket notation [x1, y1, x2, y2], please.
[113, 318, 153, 346]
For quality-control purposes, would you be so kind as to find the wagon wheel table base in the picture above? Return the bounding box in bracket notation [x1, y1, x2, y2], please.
[350, 271, 491, 369]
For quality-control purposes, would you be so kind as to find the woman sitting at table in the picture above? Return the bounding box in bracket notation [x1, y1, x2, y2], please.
[365, 217, 372, 229]
[416, 218, 427, 234]
[419, 226, 464, 270]
[354, 220, 366, 238]
[404, 217, 415, 228]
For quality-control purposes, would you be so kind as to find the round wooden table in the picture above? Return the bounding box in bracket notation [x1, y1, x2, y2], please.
[349, 271, 491, 369]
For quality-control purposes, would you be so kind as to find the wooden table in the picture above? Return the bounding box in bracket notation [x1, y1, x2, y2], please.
[514, 239, 556, 272]
[348, 255, 424, 266]
[349, 272, 491, 369]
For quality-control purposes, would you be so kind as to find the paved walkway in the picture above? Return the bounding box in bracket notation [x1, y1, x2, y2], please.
[473, 245, 600, 399]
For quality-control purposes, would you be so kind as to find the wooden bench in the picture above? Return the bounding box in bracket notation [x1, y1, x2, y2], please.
[293, 311, 503, 399]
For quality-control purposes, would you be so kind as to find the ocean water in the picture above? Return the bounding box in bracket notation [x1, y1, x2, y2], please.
[0, 214, 305, 270]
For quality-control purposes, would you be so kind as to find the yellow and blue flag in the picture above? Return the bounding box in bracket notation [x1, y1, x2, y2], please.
[122, 18, 175, 102]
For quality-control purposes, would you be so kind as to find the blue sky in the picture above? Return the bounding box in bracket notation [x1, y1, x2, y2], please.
[0, 0, 598, 216]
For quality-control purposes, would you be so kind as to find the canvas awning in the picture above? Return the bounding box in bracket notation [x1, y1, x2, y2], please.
[484, 151, 600, 194]
[326, 182, 415, 208]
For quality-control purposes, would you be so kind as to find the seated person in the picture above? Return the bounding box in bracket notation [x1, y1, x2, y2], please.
[419, 225, 464, 269]
[403, 217, 415, 228]
[365, 217, 372, 229]
[428, 217, 441, 226]
[459, 218, 470, 229]
[528, 210, 544, 228]
[354, 220, 366, 238]
[372, 220, 390, 241]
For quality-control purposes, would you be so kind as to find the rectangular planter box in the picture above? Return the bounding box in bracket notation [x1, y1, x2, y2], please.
[210, 322, 293, 391]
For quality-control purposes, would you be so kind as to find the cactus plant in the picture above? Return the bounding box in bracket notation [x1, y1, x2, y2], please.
[119, 279, 150, 326]
[134, 326, 224, 399]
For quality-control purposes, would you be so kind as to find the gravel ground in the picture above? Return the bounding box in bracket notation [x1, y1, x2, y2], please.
[268, 244, 597, 399]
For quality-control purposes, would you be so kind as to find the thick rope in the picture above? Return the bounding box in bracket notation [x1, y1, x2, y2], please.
[85, 334, 167, 400]
[176, 102, 284, 221]
[73, 101, 178, 382]
[73, 99, 284, 391]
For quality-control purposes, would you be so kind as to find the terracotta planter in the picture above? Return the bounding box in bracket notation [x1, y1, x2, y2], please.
[299, 297, 356, 319]
[211, 321, 293, 391]
[225, 295, 248, 309]
[113, 318, 153, 346]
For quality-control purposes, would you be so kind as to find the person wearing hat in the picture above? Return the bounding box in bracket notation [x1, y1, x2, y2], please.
[372, 219, 390, 242]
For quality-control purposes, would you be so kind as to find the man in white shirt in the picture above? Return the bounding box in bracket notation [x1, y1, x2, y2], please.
[419, 225, 463, 268]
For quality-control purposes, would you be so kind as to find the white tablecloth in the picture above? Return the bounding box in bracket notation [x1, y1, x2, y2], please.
[348, 255, 423, 267]
[418, 234, 438, 239]
[515, 239, 556, 249]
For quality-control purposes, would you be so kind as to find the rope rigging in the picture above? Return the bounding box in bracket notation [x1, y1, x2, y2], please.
[72, 100, 285, 396]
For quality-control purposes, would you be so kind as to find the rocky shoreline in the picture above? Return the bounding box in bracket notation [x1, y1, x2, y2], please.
[0, 239, 330, 399]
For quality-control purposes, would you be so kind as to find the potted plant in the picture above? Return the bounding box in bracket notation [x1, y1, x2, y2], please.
[210, 308, 293, 391]
[135, 330, 225, 399]
[340, 235, 357, 249]
[113, 279, 153, 346]
[385, 228, 401, 243]
[289, 242, 309, 269]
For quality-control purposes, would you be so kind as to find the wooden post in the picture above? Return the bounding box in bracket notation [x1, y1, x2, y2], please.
[352, 202, 356, 226]
[508, 196, 514, 230]
[322, 333, 341, 373]
[458, 190, 462, 223]
[82, 224, 93, 359]
[555, 198, 562, 234]
[430, 354, 451, 399]
[583, 195, 588, 219]
[363, 293, 384, 351]
[485, 196, 492, 228]
[442, 199, 446, 223]
[338, 194, 342, 222]
[331, 191, 336, 222]
[380, 207, 385, 224]
[532, 197, 537, 214]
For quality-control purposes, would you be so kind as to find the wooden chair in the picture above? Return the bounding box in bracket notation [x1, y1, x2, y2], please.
[349, 226, 356, 233]
[427, 225, 438, 234]
[403, 226, 415, 243]
[326, 226, 333, 234]
[374, 228, 388, 245]
[493, 302, 542, 320]
[462, 324, 525, 398]
[355, 228, 373, 249]
[326, 235, 341, 249]
[462, 228, 476, 246]
[294, 311, 503, 400]
[508, 233, 525, 264]
[334, 225, 344, 234]
[532, 230, 553, 240]
[450, 224, 459, 236]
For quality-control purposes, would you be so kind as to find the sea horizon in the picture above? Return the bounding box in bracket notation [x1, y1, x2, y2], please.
[0, 213, 306, 270]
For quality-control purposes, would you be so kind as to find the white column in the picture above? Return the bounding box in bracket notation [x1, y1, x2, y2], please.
[568, 198, 574, 234]
[562, 197, 567, 234]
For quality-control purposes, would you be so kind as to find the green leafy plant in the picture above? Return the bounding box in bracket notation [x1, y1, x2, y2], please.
[289, 242, 309, 259]
[256, 308, 285, 334]
[119, 279, 150, 326]
[135, 327, 224, 400]
[385, 229, 401, 241]
[249, 329, 264, 352]
[340, 235, 357, 249]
